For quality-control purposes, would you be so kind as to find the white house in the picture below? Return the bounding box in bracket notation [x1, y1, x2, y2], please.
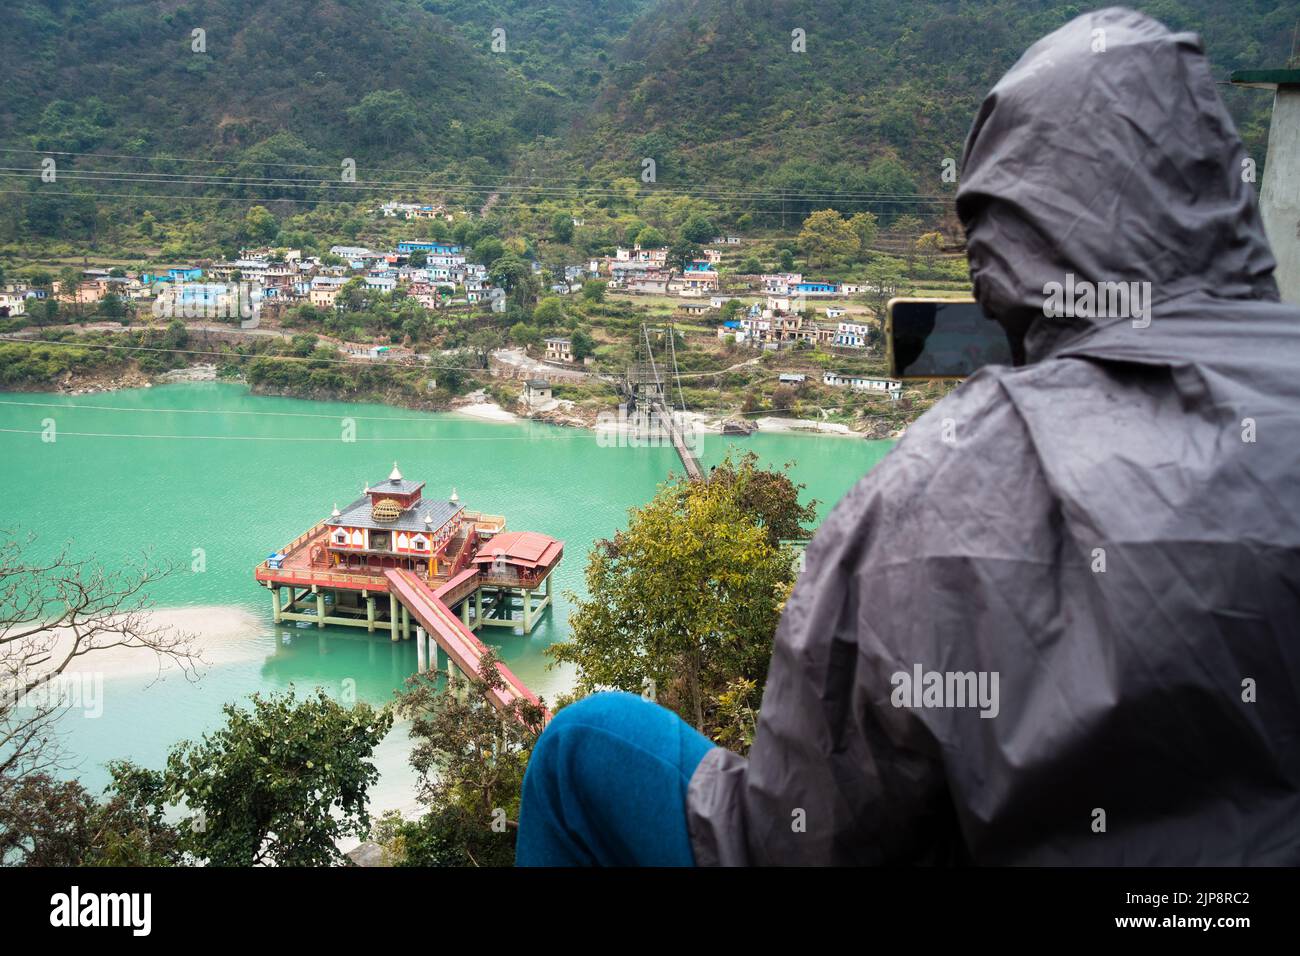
[0, 290, 27, 317]
[545, 337, 573, 363]
[834, 321, 872, 349]
[521, 378, 553, 407]
[823, 371, 900, 394]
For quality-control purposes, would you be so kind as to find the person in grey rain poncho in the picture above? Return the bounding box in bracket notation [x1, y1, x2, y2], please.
[517, 8, 1300, 866]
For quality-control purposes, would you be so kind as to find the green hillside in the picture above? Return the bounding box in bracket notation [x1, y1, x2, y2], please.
[566, 0, 1292, 226]
[0, 0, 1291, 251]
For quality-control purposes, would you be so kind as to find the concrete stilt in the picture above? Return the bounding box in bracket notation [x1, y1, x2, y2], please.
[416, 625, 427, 672]
[271, 586, 282, 624]
[523, 588, 532, 632]
[315, 587, 326, 629]
[474, 589, 483, 630]
[389, 592, 399, 641]
[401, 603, 410, 641]
[460, 600, 470, 626]
[366, 594, 375, 633]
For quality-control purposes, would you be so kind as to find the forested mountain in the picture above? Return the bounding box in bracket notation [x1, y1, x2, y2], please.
[0, 0, 1291, 245]
[568, 0, 1293, 224]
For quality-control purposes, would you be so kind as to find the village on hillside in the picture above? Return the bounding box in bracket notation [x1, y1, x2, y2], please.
[0, 198, 967, 435]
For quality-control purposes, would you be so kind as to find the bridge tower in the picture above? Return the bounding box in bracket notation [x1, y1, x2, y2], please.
[626, 323, 667, 437]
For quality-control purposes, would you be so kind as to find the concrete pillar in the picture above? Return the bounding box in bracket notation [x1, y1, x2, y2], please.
[474, 589, 482, 630]
[460, 600, 470, 626]
[315, 587, 326, 629]
[546, 573, 552, 599]
[366, 594, 375, 633]
[389, 592, 399, 642]
[1232, 72, 1300, 303]
[416, 625, 427, 672]
[271, 586, 282, 624]
[1260, 85, 1300, 303]
[401, 603, 410, 641]
[523, 588, 532, 632]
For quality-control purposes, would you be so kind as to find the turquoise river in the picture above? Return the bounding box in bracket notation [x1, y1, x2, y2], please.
[0, 382, 892, 820]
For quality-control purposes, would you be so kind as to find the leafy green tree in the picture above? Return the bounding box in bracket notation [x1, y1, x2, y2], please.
[474, 237, 506, 268]
[163, 688, 391, 867]
[336, 277, 369, 312]
[551, 455, 808, 731]
[532, 296, 566, 327]
[163, 320, 189, 350]
[848, 211, 880, 261]
[779, 248, 796, 271]
[242, 205, 279, 245]
[890, 215, 925, 269]
[289, 333, 319, 357]
[489, 255, 536, 310]
[0, 763, 184, 867]
[550, 212, 575, 244]
[383, 652, 546, 867]
[100, 292, 126, 325]
[667, 238, 703, 272]
[467, 328, 502, 367]
[634, 225, 666, 248]
[740, 256, 763, 275]
[571, 328, 595, 360]
[799, 209, 858, 268]
[915, 231, 944, 271]
[580, 280, 606, 303]
[510, 322, 541, 349]
[58, 267, 80, 305]
[681, 215, 716, 245]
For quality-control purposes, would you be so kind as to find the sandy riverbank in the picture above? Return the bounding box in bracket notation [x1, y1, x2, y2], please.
[54, 604, 266, 679]
[158, 363, 219, 383]
[451, 401, 519, 423]
[753, 416, 856, 436]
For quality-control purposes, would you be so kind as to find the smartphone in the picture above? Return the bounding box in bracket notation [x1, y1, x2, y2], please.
[886, 298, 1017, 380]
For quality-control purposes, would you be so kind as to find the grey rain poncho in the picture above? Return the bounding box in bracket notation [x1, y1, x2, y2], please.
[686, 7, 1300, 865]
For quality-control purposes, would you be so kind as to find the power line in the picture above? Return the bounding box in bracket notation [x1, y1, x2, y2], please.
[0, 166, 954, 202]
[0, 426, 586, 443]
[0, 146, 958, 203]
[0, 177, 954, 208]
[0, 398, 479, 422]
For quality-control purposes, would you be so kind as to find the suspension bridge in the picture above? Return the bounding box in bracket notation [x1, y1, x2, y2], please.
[624, 323, 704, 480]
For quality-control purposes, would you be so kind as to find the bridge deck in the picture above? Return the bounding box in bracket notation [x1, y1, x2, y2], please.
[433, 566, 480, 606]
[652, 401, 704, 479]
[384, 568, 547, 720]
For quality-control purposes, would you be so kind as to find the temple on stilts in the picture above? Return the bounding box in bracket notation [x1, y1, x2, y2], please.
[253, 463, 562, 716]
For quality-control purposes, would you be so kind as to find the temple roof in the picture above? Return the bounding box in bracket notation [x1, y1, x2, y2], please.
[471, 531, 564, 570]
[329, 494, 461, 534]
[364, 474, 425, 497]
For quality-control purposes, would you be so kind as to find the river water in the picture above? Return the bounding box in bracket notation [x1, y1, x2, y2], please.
[0, 382, 892, 816]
